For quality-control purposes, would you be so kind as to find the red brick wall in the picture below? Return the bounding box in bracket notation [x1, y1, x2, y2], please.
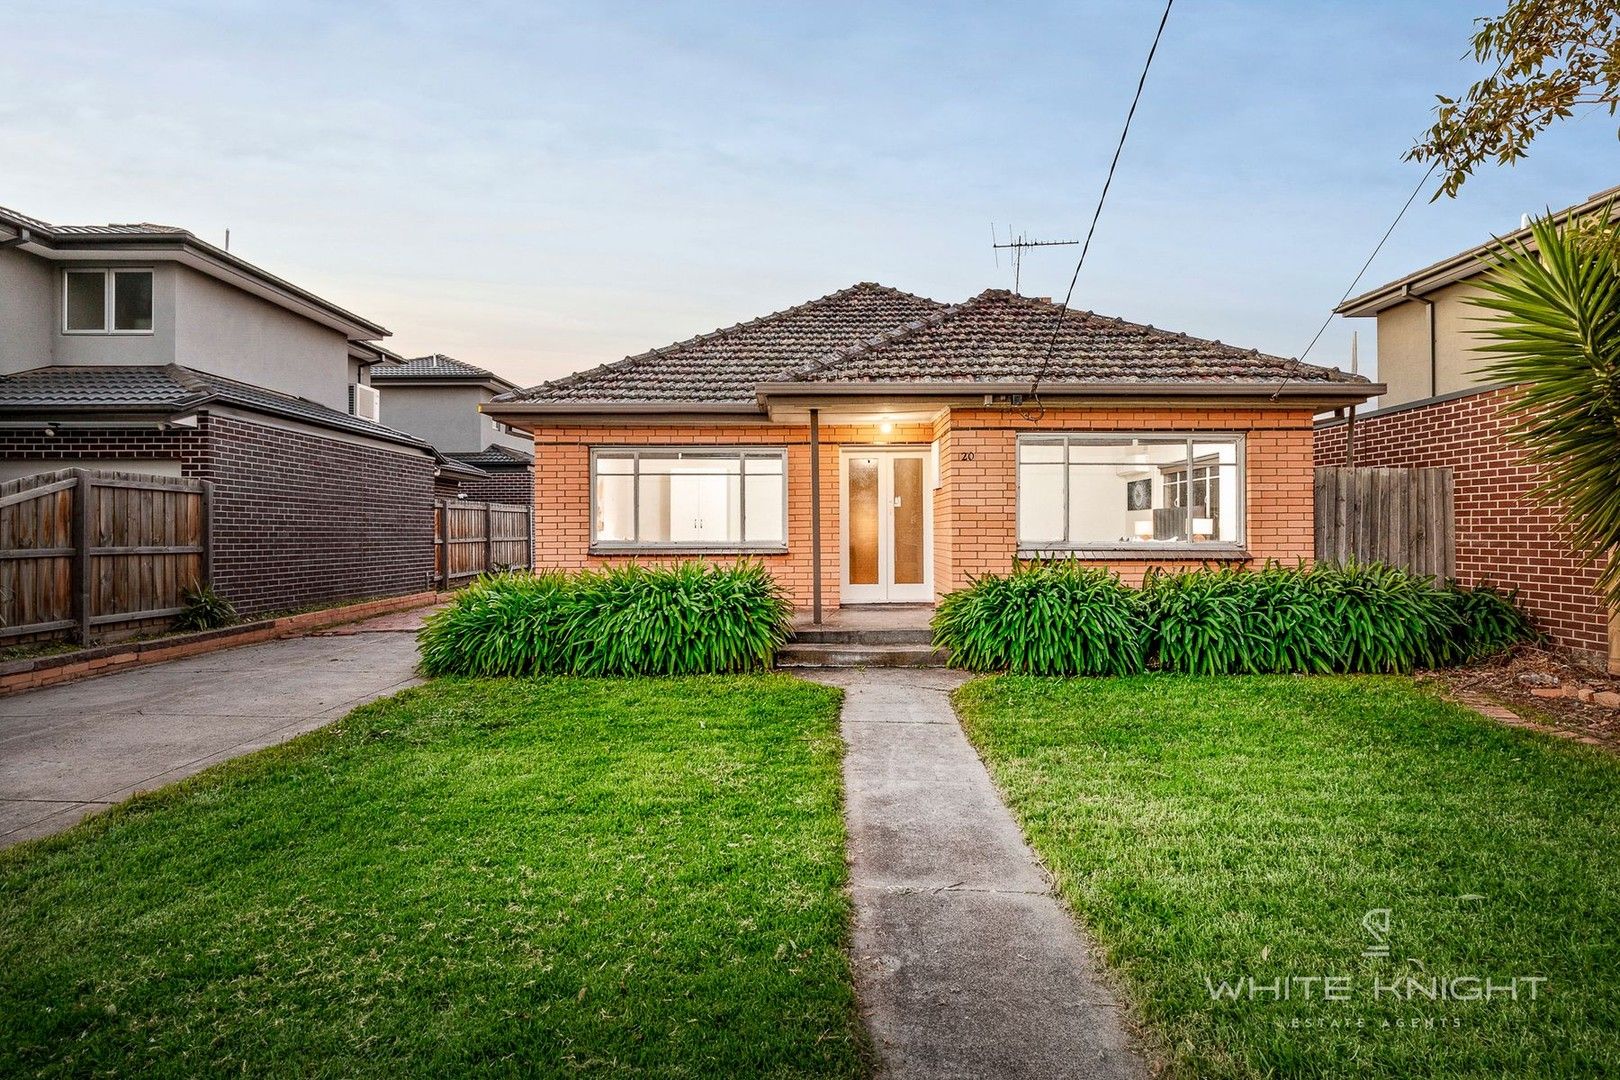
[530, 403, 1319, 609]
[1315, 386, 1610, 654]
[0, 417, 436, 619]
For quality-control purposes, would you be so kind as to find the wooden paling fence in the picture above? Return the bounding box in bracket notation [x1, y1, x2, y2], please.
[1314, 466, 1454, 578]
[434, 499, 533, 586]
[0, 469, 211, 644]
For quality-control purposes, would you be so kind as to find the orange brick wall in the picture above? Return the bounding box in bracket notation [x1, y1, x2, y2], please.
[530, 403, 1319, 609]
[531, 421, 933, 611]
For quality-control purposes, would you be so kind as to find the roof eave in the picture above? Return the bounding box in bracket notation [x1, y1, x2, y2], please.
[1336, 189, 1620, 317]
[754, 379, 1382, 404]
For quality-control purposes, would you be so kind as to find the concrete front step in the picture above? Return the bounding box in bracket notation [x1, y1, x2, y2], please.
[790, 627, 935, 646]
[777, 643, 949, 668]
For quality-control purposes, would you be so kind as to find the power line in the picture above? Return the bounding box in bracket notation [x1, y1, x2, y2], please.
[1269, 158, 1440, 399]
[1026, 0, 1175, 418]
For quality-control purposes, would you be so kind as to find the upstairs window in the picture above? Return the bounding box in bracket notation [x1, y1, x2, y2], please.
[63, 269, 153, 334]
[1017, 433, 1244, 549]
[591, 448, 787, 551]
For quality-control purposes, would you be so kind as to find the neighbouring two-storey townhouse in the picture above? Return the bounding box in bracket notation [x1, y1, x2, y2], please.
[1319, 184, 1620, 667]
[486, 283, 1377, 617]
[0, 204, 454, 619]
[371, 354, 535, 504]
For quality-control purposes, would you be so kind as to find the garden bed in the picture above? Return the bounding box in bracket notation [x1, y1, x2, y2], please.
[1426, 644, 1620, 752]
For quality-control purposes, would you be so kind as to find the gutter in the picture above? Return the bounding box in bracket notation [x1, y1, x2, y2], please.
[752, 379, 1384, 403]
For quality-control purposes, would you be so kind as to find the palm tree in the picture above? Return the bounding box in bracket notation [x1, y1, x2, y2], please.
[1469, 208, 1620, 605]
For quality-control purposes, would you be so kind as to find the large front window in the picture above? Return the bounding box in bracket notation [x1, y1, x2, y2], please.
[592, 448, 787, 550]
[1017, 434, 1243, 549]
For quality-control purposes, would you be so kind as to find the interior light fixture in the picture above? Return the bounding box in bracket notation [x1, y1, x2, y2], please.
[879, 421, 894, 434]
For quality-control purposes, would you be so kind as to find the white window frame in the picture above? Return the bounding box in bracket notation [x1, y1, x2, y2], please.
[589, 446, 789, 554]
[62, 268, 155, 335]
[1015, 432, 1247, 555]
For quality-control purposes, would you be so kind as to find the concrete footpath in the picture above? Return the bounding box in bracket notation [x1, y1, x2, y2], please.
[0, 608, 433, 848]
[808, 669, 1147, 1080]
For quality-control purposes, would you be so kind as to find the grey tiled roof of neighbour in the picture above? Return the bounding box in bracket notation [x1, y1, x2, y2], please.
[499, 282, 948, 404]
[370, 354, 513, 382]
[433, 453, 489, 478]
[447, 445, 534, 468]
[0, 365, 431, 449]
[785, 289, 1364, 387]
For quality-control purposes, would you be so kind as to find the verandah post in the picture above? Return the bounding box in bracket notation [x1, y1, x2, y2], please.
[810, 407, 822, 626]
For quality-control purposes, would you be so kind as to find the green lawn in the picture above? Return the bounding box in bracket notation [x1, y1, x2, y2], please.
[0, 676, 864, 1078]
[955, 675, 1620, 1080]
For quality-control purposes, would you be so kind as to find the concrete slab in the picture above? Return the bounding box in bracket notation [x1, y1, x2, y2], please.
[0, 608, 431, 848]
[807, 669, 1147, 1080]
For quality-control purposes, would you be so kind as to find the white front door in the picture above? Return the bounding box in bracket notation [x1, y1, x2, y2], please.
[841, 449, 932, 603]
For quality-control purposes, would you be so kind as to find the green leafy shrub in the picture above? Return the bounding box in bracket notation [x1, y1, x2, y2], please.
[418, 571, 573, 677]
[563, 562, 792, 676]
[1142, 564, 1338, 675]
[417, 562, 792, 678]
[1441, 582, 1541, 664]
[1307, 560, 1462, 673]
[931, 563, 1147, 676]
[173, 581, 236, 632]
[936, 561, 1537, 675]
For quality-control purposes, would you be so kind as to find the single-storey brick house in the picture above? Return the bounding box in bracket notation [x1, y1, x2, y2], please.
[487, 284, 1379, 616]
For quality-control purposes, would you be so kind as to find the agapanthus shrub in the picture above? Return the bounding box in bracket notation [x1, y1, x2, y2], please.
[935, 560, 1537, 675]
[1142, 564, 1338, 675]
[563, 562, 793, 676]
[1439, 581, 1541, 665]
[417, 562, 792, 678]
[417, 571, 573, 677]
[931, 563, 1147, 676]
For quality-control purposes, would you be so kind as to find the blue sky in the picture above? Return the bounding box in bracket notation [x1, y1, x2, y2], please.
[4, 1, 1615, 387]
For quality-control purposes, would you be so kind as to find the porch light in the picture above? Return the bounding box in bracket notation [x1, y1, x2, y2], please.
[879, 421, 894, 434]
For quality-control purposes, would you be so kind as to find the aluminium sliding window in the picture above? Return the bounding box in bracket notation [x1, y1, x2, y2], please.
[1016, 433, 1244, 549]
[592, 447, 787, 550]
[63, 269, 154, 334]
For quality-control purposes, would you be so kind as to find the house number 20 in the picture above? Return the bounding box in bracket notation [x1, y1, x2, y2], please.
[959, 451, 976, 461]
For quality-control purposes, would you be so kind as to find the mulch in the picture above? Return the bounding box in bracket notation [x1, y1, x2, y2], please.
[1419, 644, 1620, 754]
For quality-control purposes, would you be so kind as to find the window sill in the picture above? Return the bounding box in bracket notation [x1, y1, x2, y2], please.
[589, 545, 789, 557]
[1017, 546, 1251, 562]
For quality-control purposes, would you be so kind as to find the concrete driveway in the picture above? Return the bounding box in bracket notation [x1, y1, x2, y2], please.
[0, 608, 433, 848]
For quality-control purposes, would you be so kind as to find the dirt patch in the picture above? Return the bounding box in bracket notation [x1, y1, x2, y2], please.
[1422, 645, 1620, 753]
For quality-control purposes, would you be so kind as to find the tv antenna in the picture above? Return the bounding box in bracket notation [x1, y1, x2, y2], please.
[991, 225, 1079, 295]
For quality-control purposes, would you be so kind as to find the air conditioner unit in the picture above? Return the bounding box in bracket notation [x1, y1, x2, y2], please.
[350, 382, 381, 422]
